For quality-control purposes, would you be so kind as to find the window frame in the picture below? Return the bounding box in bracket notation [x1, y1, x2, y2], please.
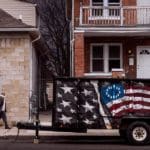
[90, 43, 123, 75]
[91, 0, 120, 6]
[90, 0, 121, 19]
[92, 0, 103, 6]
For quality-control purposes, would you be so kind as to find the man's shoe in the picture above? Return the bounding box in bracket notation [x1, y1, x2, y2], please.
[5, 126, 11, 129]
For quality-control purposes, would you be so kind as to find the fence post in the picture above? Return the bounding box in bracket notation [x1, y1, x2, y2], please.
[33, 94, 40, 144]
[120, 6, 123, 26]
[80, 2, 83, 26]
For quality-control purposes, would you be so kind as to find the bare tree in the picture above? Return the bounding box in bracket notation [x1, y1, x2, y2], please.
[21, 0, 70, 76]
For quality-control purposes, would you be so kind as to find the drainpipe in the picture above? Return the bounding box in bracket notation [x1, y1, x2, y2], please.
[71, 0, 75, 77]
[29, 31, 41, 121]
[30, 32, 41, 97]
[30, 31, 41, 142]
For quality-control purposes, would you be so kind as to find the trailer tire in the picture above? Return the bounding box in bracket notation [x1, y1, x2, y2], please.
[126, 121, 150, 145]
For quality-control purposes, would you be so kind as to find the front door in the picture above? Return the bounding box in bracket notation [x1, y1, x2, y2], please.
[137, 46, 150, 78]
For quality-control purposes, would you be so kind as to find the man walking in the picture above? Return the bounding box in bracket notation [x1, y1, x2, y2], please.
[0, 93, 10, 129]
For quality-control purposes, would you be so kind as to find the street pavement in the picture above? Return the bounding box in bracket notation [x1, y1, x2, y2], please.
[0, 126, 150, 150]
[0, 136, 150, 150]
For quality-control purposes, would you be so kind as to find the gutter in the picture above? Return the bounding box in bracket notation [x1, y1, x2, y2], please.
[0, 28, 39, 32]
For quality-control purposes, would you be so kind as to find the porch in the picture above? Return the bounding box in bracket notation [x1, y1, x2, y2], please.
[79, 6, 150, 27]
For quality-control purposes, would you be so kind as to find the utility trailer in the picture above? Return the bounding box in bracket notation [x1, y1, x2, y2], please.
[17, 77, 150, 145]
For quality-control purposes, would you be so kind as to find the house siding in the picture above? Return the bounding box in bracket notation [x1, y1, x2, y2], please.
[0, 0, 36, 26]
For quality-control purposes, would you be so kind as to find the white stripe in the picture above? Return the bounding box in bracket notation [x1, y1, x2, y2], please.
[126, 89, 150, 95]
[91, 81, 112, 129]
[111, 104, 150, 116]
[107, 96, 150, 108]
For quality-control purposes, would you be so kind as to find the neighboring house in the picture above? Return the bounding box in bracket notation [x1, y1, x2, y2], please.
[0, 0, 41, 124]
[0, 0, 37, 26]
[70, 0, 150, 79]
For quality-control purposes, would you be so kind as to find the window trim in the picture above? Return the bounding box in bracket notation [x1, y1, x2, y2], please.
[90, 43, 123, 74]
[91, 0, 121, 6]
[89, 0, 121, 19]
[92, 0, 103, 6]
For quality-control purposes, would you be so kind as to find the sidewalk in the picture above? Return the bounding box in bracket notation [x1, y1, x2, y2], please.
[0, 112, 119, 138]
[0, 125, 119, 138]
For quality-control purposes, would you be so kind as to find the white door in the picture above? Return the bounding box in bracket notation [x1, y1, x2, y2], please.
[137, 0, 150, 24]
[137, 46, 150, 78]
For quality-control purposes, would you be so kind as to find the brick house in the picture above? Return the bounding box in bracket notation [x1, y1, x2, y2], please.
[70, 0, 150, 79]
[0, 0, 44, 124]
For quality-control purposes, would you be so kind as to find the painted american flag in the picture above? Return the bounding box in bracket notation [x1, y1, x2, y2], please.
[53, 79, 104, 129]
[53, 80, 79, 129]
[101, 82, 150, 117]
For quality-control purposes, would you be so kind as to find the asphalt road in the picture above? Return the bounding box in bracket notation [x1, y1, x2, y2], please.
[0, 136, 150, 150]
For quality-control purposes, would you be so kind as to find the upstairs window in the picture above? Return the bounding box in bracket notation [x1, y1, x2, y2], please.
[91, 0, 120, 17]
[92, 0, 120, 6]
[109, 0, 120, 6]
[92, 0, 103, 6]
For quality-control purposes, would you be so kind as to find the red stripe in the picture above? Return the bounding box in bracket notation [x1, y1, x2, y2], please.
[125, 93, 150, 98]
[125, 86, 150, 91]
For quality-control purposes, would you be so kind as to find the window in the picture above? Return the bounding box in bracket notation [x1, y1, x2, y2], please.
[109, 0, 120, 6]
[92, 0, 120, 6]
[92, 45, 104, 72]
[91, 0, 120, 17]
[92, 0, 103, 6]
[108, 45, 121, 72]
[91, 44, 122, 73]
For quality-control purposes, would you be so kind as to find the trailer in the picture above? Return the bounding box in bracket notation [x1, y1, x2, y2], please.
[17, 77, 150, 145]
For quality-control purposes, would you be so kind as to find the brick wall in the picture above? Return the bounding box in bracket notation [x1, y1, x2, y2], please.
[0, 33, 31, 124]
[74, 33, 85, 77]
[123, 0, 136, 6]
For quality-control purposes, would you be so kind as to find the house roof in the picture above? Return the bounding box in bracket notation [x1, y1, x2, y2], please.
[0, 8, 34, 28]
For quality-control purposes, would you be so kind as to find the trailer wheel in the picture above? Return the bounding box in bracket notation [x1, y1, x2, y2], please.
[126, 121, 150, 145]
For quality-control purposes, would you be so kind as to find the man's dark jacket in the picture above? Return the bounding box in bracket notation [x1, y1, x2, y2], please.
[0, 96, 4, 112]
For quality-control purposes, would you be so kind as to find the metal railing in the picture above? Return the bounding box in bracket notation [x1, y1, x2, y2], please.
[79, 6, 150, 26]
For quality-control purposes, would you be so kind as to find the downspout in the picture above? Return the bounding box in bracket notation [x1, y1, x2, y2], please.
[30, 3, 41, 98]
[30, 31, 41, 97]
[71, 0, 75, 77]
[29, 31, 41, 121]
